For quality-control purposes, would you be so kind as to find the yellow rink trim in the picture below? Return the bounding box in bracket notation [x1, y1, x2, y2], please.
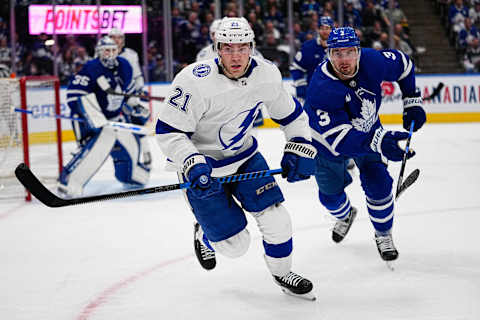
[261, 112, 480, 128]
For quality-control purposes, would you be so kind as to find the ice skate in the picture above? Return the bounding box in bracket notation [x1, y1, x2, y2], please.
[375, 233, 399, 270]
[273, 271, 316, 301]
[332, 207, 357, 243]
[194, 223, 216, 270]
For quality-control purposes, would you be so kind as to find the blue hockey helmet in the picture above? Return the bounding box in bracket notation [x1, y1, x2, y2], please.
[327, 27, 360, 49]
[319, 16, 334, 28]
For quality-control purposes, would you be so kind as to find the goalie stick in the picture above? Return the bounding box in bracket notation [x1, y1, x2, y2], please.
[14, 163, 283, 208]
[395, 121, 420, 200]
[15, 108, 152, 135]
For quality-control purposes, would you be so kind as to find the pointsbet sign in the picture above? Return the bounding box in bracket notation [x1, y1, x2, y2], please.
[28, 5, 142, 34]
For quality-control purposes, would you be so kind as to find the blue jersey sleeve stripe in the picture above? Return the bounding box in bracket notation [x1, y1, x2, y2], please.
[155, 119, 193, 137]
[271, 97, 303, 126]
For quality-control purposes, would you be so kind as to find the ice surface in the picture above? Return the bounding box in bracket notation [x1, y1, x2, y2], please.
[0, 123, 479, 320]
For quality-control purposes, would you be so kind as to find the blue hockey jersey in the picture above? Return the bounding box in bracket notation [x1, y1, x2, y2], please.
[66, 57, 135, 120]
[290, 38, 328, 100]
[304, 48, 417, 160]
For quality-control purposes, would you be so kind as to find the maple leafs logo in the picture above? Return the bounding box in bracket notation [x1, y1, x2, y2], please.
[351, 98, 377, 132]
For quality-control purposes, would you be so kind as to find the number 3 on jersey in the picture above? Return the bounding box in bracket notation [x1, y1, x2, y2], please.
[168, 87, 191, 112]
[316, 109, 331, 126]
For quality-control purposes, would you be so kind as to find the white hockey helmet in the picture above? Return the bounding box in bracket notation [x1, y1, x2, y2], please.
[209, 19, 222, 39]
[96, 36, 118, 69]
[215, 17, 255, 52]
[108, 27, 125, 50]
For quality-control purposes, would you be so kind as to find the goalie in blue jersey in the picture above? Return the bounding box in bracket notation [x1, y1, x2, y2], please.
[58, 36, 151, 197]
[303, 27, 426, 263]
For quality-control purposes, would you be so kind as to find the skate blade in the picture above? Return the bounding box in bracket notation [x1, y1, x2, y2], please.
[385, 261, 395, 271]
[280, 288, 316, 301]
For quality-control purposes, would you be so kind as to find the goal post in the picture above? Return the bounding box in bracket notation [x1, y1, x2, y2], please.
[0, 76, 64, 201]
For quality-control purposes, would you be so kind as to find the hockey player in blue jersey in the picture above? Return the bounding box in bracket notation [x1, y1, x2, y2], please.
[155, 17, 317, 300]
[290, 16, 334, 104]
[303, 27, 426, 263]
[58, 36, 151, 197]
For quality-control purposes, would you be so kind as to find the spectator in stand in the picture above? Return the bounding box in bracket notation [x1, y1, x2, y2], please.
[469, 0, 480, 27]
[379, 32, 390, 49]
[31, 33, 54, 75]
[247, 12, 265, 46]
[0, 36, 10, 66]
[458, 17, 480, 51]
[264, 5, 285, 33]
[263, 20, 281, 43]
[381, 0, 408, 30]
[362, 0, 388, 32]
[449, 0, 469, 34]
[258, 32, 289, 75]
[73, 46, 91, 67]
[58, 47, 75, 84]
[463, 37, 480, 71]
[344, 0, 362, 28]
[323, 1, 337, 20]
[245, 0, 261, 15]
[366, 20, 384, 44]
[301, 0, 322, 17]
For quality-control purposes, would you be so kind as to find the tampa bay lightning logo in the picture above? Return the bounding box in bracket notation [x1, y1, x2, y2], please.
[218, 102, 261, 150]
[193, 64, 211, 77]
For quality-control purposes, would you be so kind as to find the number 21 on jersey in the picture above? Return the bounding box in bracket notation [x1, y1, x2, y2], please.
[168, 87, 191, 112]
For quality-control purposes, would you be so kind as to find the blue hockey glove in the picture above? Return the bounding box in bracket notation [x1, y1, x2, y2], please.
[281, 138, 317, 182]
[183, 154, 222, 200]
[370, 127, 415, 162]
[123, 96, 151, 125]
[403, 94, 426, 132]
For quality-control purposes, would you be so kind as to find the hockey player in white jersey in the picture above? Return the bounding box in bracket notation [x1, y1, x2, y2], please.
[58, 36, 151, 197]
[156, 17, 316, 299]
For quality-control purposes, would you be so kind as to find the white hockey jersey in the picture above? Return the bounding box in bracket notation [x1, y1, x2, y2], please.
[155, 57, 311, 176]
[196, 44, 264, 62]
[119, 47, 144, 91]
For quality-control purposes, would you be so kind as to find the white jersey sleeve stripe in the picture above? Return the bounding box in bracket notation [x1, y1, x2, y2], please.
[398, 51, 413, 80]
[290, 62, 307, 72]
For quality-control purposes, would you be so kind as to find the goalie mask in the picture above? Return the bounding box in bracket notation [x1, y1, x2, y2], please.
[96, 36, 119, 69]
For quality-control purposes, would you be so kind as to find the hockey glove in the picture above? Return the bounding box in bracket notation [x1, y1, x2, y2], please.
[123, 96, 151, 126]
[402, 93, 426, 132]
[183, 154, 222, 200]
[370, 127, 415, 162]
[281, 138, 317, 183]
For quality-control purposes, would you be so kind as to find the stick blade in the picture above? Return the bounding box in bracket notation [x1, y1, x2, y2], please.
[15, 163, 68, 208]
[395, 169, 420, 200]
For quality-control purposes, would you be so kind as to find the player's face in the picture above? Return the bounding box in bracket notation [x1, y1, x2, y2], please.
[219, 43, 251, 79]
[329, 47, 359, 79]
[110, 35, 124, 50]
[318, 25, 332, 41]
[102, 47, 118, 60]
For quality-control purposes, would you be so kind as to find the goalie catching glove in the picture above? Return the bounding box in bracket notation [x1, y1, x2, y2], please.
[370, 127, 415, 162]
[183, 154, 222, 200]
[123, 93, 151, 125]
[281, 138, 317, 182]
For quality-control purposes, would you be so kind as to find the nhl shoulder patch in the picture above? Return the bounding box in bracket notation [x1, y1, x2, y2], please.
[193, 64, 211, 77]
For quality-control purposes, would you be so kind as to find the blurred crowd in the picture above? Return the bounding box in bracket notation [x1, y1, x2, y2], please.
[436, 0, 480, 72]
[0, 0, 430, 84]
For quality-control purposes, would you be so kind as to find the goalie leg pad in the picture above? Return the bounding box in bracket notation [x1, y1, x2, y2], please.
[59, 127, 116, 196]
[111, 131, 150, 186]
[78, 93, 108, 129]
[251, 204, 293, 277]
[210, 228, 251, 258]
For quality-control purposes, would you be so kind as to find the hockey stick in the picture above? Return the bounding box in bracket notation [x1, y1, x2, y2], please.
[395, 121, 420, 200]
[423, 82, 444, 101]
[105, 88, 165, 102]
[14, 163, 283, 208]
[14, 108, 152, 135]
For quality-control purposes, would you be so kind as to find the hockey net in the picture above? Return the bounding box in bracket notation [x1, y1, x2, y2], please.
[0, 76, 63, 201]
